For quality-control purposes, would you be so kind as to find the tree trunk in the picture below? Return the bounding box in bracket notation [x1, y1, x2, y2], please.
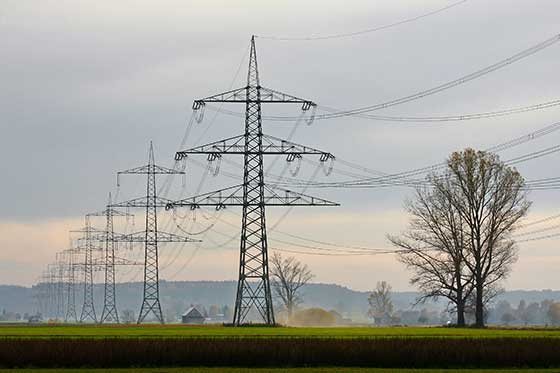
[455, 267, 465, 327]
[287, 302, 293, 320]
[456, 298, 466, 327]
[475, 282, 484, 328]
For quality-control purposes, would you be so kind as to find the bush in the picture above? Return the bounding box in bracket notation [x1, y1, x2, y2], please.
[289, 308, 337, 326]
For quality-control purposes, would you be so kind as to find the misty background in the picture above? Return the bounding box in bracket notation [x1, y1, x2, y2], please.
[0, 0, 559, 292]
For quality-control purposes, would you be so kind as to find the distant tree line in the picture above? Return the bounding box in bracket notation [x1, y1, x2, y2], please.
[365, 283, 560, 327]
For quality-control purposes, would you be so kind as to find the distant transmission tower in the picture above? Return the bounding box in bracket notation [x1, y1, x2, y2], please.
[55, 253, 66, 320]
[112, 142, 199, 324]
[168, 36, 337, 325]
[64, 248, 78, 323]
[88, 193, 134, 324]
[34, 272, 49, 318]
[72, 215, 102, 323]
[47, 264, 58, 319]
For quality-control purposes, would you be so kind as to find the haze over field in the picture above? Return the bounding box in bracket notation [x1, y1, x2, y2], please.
[1, 0, 559, 291]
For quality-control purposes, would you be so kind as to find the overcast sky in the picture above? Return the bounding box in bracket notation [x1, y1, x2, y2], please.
[1, 0, 559, 291]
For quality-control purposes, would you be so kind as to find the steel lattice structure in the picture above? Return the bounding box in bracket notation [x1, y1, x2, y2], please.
[113, 142, 199, 324]
[56, 255, 66, 319]
[64, 248, 79, 323]
[75, 216, 99, 323]
[47, 258, 66, 320]
[167, 36, 338, 325]
[88, 193, 135, 324]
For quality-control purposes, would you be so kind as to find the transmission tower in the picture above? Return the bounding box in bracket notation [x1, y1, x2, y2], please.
[46, 264, 57, 319]
[167, 36, 338, 325]
[71, 215, 103, 323]
[88, 193, 134, 324]
[33, 273, 49, 318]
[112, 142, 199, 324]
[54, 253, 66, 320]
[64, 248, 79, 323]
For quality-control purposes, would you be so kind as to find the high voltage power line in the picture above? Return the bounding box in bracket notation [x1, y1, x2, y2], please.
[517, 232, 560, 243]
[183, 117, 560, 190]
[256, 0, 468, 41]
[518, 213, 560, 229]
[114, 27, 560, 271]
[189, 212, 405, 258]
[37, 15, 560, 313]
[513, 223, 560, 238]
[293, 33, 560, 120]
[239, 120, 560, 190]
[206, 98, 560, 123]
[205, 33, 560, 122]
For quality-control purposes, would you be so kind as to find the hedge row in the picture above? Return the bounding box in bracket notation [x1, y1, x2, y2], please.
[1, 337, 559, 368]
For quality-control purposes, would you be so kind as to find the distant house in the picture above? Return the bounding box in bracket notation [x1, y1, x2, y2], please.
[28, 314, 42, 324]
[181, 306, 205, 324]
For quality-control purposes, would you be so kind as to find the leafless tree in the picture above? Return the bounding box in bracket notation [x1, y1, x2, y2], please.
[439, 149, 529, 327]
[367, 281, 394, 325]
[390, 149, 529, 327]
[270, 252, 313, 318]
[388, 178, 474, 326]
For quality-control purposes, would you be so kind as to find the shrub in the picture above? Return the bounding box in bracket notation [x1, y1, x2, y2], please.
[289, 308, 336, 326]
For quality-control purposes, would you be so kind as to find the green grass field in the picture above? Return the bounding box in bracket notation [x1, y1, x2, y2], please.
[2, 325, 560, 369]
[1, 324, 559, 339]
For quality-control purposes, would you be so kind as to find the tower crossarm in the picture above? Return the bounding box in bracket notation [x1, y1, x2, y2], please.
[194, 87, 248, 105]
[166, 184, 338, 209]
[92, 257, 142, 266]
[113, 256, 143, 266]
[85, 231, 130, 243]
[70, 227, 105, 235]
[175, 135, 245, 159]
[73, 241, 104, 250]
[175, 134, 334, 160]
[259, 86, 316, 107]
[110, 196, 175, 208]
[118, 164, 184, 176]
[193, 86, 315, 110]
[66, 261, 104, 271]
[88, 207, 134, 218]
[122, 230, 201, 243]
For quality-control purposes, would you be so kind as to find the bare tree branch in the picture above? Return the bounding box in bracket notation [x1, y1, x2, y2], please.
[270, 253, 313, 319]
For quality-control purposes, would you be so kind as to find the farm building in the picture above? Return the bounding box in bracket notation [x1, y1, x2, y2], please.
[181, 306, 205, 324]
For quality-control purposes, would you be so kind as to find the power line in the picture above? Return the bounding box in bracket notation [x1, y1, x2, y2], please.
[216, 208, 393, 255]
[513, 223, 560, 238]
[256, 0, 468, 41]
[193, 117, 560, 192]
[270, 120, 560, 189]
[518, 213, 560, 229]
[209, 33, 560, 122]
[270, 236, 399, 254]
[517, 232, 560, 243]
[310, 33, 560, 119]
[270, 247, 396, 256]
[206, 97, 560, 123]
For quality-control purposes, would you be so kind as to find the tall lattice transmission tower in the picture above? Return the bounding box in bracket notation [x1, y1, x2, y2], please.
[55, 252, 67, 320]
[33, 272, 49, 318]
[168, 36, 337, 325]
[48, 258, 66, 320]
[113, 142, 199, 324]
[63, 247, 79, 323]
[88, 193, 135, 323]
[71, 215, 103, 323]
